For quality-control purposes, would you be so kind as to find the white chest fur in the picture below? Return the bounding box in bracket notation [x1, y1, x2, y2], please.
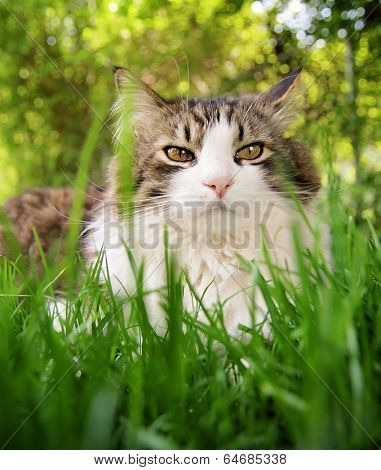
[86, 192, 324, 337]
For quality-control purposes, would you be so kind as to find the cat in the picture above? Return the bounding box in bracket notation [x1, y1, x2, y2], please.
[84, 66, 329, 338]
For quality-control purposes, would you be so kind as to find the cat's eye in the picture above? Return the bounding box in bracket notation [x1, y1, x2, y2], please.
[165, 146, 195, 163]
[235, 142, 263, 162]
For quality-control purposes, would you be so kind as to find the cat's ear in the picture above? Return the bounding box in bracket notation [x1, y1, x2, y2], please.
[258, 67, 302, 107]
[112, 66, 168, 143]
[113, 65, 168, 111]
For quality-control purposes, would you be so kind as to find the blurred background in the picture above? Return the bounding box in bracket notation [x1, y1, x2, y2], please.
[0, 0, 380, 224]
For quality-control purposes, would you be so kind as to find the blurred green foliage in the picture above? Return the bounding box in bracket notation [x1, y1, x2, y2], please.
[0, 0, 380, 220]
[0, 1, 381, 450]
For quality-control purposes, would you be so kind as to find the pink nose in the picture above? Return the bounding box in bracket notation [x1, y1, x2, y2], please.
[203, 176, 232, 198]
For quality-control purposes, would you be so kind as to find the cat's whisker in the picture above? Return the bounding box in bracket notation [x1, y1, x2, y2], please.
[48, 204, 87, 225]
[133, 194, 175, 202]
[171, 56, 184, 103]
[58, 170, 105, 203]
[72, 169, 106, 194]
[111, 203, 179, 221]
[183, 51, 190, 112]
[111, 195, 177, 205]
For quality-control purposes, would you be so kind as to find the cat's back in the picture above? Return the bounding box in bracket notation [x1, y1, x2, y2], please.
[0, 186, 103, 261]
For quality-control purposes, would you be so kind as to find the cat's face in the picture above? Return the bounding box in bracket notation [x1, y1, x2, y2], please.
[113, 68, 320, 213]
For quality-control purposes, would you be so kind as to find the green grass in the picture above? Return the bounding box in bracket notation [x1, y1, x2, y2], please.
[0, 181, 380, 450]
[0, 114, 380, 449]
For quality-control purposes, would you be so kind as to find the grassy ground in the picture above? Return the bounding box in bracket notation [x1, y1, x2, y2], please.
[0, 117, 380, 449]
[0, 175, 380, 450]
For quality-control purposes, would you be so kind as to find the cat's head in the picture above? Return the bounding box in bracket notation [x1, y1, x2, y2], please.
[112, 67, 320, 212]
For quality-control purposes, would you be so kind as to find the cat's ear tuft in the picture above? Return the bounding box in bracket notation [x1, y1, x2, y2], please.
[112, 65, 135, 93]
[111, 66, 168, 144]
[112, 65, 127, 74]
[260, 67, 302, 107]
[112, 65, 167, 109]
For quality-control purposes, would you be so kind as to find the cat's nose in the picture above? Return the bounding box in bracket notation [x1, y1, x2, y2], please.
[203, 176, 232, 198]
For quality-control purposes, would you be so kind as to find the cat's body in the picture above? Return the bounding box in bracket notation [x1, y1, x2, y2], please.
[2, 67, 329, 337]
[84, 67, 329, 337]
[0, 186, 103, 263]
[87, 176, 322, 336]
